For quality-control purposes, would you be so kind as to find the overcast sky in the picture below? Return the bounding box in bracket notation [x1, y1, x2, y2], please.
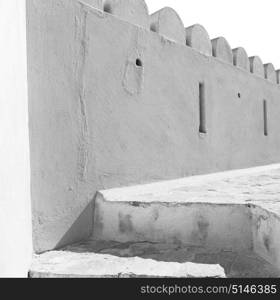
[146, 0, 280, 70]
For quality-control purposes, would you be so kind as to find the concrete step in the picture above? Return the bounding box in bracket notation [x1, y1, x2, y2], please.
[30, 164, 280, 278]
[30, 239, 280, 278]
[64, 239, 280, 278]
[93, 164, 280, 273]
[29, 248, 225, 278]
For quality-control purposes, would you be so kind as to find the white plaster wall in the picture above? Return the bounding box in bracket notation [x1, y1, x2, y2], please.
[0, 0, 32, 277]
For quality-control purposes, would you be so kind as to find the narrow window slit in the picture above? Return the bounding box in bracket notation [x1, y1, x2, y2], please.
[199, 82, 207, 134]
[103, 3, 112, 13]
[263, 100, 268, 136]
[150, 23, 157, 32]
[136, 58, 143, 67]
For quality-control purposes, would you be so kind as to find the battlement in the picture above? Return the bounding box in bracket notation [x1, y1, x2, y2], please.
[85, 0, 280, 84]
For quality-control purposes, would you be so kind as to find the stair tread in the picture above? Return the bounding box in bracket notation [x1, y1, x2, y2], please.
[30, 249, 225, 278]
[98, 164, 280, 217]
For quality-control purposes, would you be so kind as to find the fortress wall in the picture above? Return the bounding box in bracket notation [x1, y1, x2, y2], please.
[27, 0, 280, 252]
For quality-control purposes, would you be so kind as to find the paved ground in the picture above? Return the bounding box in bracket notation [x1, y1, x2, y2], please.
[62, 239, 280, 278]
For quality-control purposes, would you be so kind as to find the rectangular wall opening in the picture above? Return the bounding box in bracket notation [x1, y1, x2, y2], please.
[199, 82, 207, 134]
[263, 100, 268, 136]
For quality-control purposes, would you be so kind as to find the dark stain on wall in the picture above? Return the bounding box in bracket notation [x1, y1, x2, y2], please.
[263, 234, 271, 252]
[119, 213, 134, 234]
[197, 218, 210, 242]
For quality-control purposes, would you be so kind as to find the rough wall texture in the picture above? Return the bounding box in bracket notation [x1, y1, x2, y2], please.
[0, 0, 32, 277]
[27, 0, 280, 252]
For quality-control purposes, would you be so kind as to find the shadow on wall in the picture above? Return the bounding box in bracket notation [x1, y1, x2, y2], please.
[54, 200, 95, 251]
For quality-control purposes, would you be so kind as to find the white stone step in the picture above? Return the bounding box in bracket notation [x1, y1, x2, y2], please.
[93, 164, 280, 271]
[30, 251, 225, 278]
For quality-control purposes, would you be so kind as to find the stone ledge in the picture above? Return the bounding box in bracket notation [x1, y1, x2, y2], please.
[96, 164, 280, 213]
[30, 251, 225, 278]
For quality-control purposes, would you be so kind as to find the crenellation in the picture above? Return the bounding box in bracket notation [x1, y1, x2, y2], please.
[99, 0, 279, 85]
[264, 63, 277, 83]
[185, 24, 212, 56]
[149, 7, 185, 44]
[232, 47, 250, 71]
[211, 37, 233, 64]
[102, 0, 149, 28]
[276, 70, 280, 84]
[249, 56, 265, 77]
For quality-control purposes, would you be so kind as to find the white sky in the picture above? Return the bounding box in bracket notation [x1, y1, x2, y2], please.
[146, 0, 280, 69]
